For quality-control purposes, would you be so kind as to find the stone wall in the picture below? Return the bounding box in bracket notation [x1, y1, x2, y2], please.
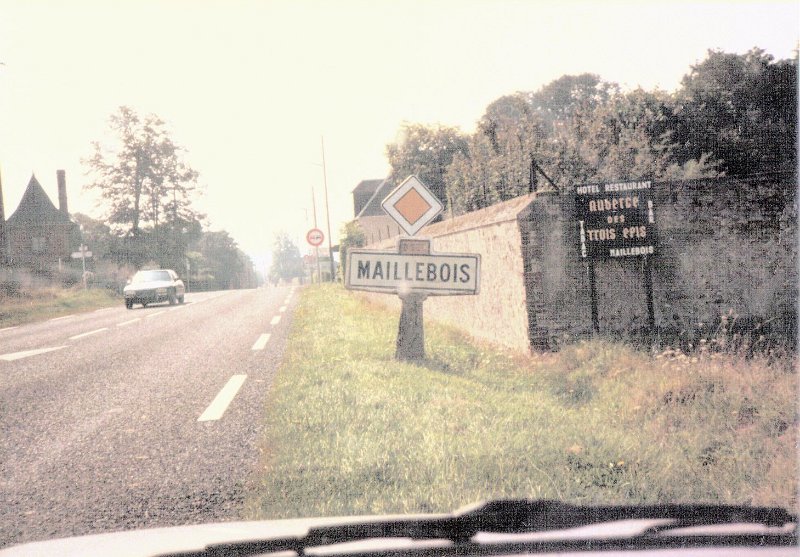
[355, 174, 797, 353]
[359, 194, 536, 352]
[524, 175, 798, 349]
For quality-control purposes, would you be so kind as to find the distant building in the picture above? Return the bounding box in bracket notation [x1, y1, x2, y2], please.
[351, 177, 401, 244]
[3, 171, 80, 271]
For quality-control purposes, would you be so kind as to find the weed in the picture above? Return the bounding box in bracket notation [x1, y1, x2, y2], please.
[246, 285, 797, 520]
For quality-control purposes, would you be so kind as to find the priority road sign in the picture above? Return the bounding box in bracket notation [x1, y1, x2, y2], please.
[381, 175, 443, 237]
[306, 228, 324, 247]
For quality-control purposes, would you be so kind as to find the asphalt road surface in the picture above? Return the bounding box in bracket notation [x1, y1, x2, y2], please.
[0, 285, 297, 548]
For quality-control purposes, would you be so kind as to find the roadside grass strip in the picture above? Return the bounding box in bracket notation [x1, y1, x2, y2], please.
[0, 287, 119, 328]
[247, 284, 797, 520]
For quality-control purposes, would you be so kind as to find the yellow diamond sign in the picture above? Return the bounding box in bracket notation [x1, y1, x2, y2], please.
[381, 175, 443, 236]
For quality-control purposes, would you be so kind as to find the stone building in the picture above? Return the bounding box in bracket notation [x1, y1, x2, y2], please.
[2, 171, 80, 271]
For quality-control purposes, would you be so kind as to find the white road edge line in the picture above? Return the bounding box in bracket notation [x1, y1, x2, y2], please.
[145, 311, 166, 318]
[94, 307, 115, 313]
[117, 318, 141, 327]
[0, 346, 68, 361]
[50, 315, 74, 322]
[270, 315, 281, 325]
[69, 328, 109, 341]
[251, 333, 271, 350]
[198, 374, 247, 422]
[0, 326, 19, 333]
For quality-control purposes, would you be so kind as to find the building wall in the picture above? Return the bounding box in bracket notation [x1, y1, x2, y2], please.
[8, 223, 76, 267]
[357, 215, 403, 246]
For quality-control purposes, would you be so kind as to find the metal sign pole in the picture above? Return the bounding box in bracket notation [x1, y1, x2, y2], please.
[644, 256, 655, 332]
[588, 261, 599, 334]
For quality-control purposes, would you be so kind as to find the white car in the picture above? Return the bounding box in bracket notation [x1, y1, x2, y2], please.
[123, 269, 186, 309]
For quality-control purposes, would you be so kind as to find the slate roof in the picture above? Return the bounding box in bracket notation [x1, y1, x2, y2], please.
[355, 177, 394, 218]
[6, 174, 74, 227]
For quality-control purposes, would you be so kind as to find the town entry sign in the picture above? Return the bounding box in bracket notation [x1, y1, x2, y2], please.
[346, 249, 480, 295]
[344, 175, 481, 360]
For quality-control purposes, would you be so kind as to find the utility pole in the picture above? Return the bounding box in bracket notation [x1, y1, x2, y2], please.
[312, 185, 322, 283]
[321, 137, 335, 281]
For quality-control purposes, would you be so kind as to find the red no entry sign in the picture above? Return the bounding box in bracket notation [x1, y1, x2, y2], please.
[306, 228, 324, 247]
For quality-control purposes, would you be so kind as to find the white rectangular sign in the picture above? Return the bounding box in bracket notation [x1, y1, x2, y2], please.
[346, 249, 480, 295]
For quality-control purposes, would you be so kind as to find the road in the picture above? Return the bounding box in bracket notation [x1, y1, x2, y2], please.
[0, 286, 297, 548]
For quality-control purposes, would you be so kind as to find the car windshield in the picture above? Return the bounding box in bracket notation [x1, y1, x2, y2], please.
[132, 270, 171, 283]
[0, 2, 797, 555]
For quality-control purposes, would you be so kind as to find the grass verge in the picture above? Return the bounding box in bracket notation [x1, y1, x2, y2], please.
[0, 287, 120, 327]
[246, 284, 797, 519]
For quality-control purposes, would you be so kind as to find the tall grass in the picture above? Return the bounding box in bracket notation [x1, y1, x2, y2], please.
[0, 286, 119, 326]
[247, 285, 796, 520]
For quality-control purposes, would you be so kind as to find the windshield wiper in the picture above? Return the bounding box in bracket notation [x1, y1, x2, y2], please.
[162, 499, 797, 557]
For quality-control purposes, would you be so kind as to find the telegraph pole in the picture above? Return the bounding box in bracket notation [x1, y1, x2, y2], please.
[321, 137, 335, 281]
[312, 186, 322, 283]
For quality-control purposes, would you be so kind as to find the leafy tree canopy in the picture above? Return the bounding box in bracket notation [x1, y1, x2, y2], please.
[386, 123, 469, 209]
[269, 233, 304, 284]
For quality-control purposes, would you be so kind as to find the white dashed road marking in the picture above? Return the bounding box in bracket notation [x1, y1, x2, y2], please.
[251, 333, 271, 351]
[49, 315, 74, 322]
[198, 375, 247, 422]
[279, 305, 286, 313]
[0, 346, 68, 361]
[117, 318, 141, 327]
[145, 311, 166, 319]
[69, 328, 108, 341]
[270, 315, 281, 325]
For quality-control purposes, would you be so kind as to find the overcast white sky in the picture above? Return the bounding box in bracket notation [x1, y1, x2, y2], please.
[0, 0, 797, 269]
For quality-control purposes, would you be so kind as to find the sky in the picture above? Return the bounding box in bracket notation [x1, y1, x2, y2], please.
[0, 0, 798, 270]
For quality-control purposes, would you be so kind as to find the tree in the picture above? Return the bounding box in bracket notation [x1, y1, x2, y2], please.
[338, 220, 366, 280]
[562, 88, 718, 183]
[83, 106, 204, 267]
[672, 48, 797, 177]
[194, 230, 255, 290]
[269, 233, 304, 284]
[385, 123, 469, 209]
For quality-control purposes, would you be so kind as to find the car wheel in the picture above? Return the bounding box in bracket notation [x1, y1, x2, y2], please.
[178, 295, 184, 304]
[142, 302, 148, 308]
[125, 300, 133, 309]
[168, 292, 177, 305]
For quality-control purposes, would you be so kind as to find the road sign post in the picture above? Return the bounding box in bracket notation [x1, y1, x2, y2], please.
[344, 175, 481, 361]
[70, 244, 92, 289]
[307, 228, 324, 283]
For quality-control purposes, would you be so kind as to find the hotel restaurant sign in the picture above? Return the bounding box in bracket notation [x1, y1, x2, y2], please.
[576, 180, 657, 260]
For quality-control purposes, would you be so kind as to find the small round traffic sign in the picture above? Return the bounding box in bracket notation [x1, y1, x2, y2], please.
[306, 228, 324, 247]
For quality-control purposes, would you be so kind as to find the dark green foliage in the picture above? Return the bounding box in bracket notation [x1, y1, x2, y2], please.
[398, 49, 795, 217]
[385, 123, 469, 209]
[338, 220, 366, 280]
[672, 48, 797, 177]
